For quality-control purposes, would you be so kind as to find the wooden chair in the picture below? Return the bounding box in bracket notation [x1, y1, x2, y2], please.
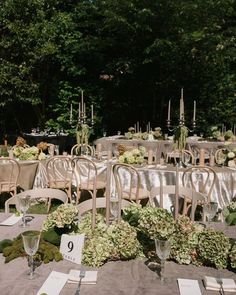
[181, 166, 217, 215]
[149, 185, 206, 221]
[77, 197, 131, 220]
[214, 148, 227, 165]
[73, 156, 106, 226]
[166, 149, 195, 166]
[71, 144, 95, 157]
[45, 156, 74, 202]
[112, 163, 150, 209]
[0, 158, 20, 213]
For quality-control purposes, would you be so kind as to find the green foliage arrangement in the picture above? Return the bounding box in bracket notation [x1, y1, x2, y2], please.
[222, 201, 236, 225]
[2, 237, 63, 264]
[197, 229, 231, 269]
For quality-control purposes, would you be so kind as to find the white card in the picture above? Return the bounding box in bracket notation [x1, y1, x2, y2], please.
[178, 278, 202, 295]
[0, 214, 22, 226]
[36, 271, 68, 295]
[60, 233, 85, 264]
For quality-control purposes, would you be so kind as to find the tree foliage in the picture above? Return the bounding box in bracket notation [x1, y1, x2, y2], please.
[0, 0, 235, 138]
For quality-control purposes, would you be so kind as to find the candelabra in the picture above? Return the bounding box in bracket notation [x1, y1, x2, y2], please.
[166, 89, 196, 133]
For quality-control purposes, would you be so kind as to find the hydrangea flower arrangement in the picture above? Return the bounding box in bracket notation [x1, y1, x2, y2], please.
[171, 216, 204, 265]
[197, 229, 231, 269]
[222, 200, 236, 225]
[43, 204, 79, 231]
[118, 146, 146, 165]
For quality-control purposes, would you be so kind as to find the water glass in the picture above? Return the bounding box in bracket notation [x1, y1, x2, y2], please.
[18, 195, 31, 227]
[155, 239, 171, 284]
[203, 202, 218, 224]
[110, 196, 119, 221]
[22, 230, 41, 279]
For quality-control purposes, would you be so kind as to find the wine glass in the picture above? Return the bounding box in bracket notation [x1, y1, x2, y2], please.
[103, 131, 107, 137]
[21, 230, 41, 279]
[18, 195, 31, 227]
[110, 195, 119, 222]
[155, 239, 171, 284]
[203, 202, 218, 226]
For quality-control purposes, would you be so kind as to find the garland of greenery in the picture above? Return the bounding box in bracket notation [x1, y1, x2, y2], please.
[1, 203, 236, 271]
[174, 126, 188, 150]
[76, 123, 91, 145]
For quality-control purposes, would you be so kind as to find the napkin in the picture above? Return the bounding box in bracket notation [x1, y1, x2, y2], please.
[36, 271, 68, 295]
[67, 270, 98, 285]
[203, 276, 236, 292]
[0, 214, 22, 226]
[177, 279, 202, 295]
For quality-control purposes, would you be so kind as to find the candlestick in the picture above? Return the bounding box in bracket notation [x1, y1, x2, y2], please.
[137, 121, 139, 133]
[78, 103, 81, 118]
[193, 100, 196, 121]
[168, 100, 171, 121]
[91, 104, 94, 120]
[81, 90, 84, 113]
[70, 103, 73, 123]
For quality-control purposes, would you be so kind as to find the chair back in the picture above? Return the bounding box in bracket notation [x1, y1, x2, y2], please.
[45, 156, 74, 201]
[150, 185, 206, 221]
[15, 188, 68, 211]
[214, 148, 227, 165]
[0, 158, 21, 213]
[166, 149, 195, 166]
[71, 144, 95, 156]
[73, 156, 99, 227]
[112, 163, 142, 203]
[0, 158, 20, 195]
[182, 166, 217, 203]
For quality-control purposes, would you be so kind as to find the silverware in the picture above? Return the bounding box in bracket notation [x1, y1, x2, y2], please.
[217, 278, 225, 295]
[75, 270, 86, 295]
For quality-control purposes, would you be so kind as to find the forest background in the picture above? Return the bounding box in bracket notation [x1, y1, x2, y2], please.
[0, 0, 236, 142]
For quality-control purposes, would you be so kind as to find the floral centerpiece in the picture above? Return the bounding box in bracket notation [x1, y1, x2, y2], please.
[13, 146, 47, 160]
[118, 146, 146, 165]
[222, 200, 236, 225]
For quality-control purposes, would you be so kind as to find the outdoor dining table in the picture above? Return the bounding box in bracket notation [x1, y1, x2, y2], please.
[0, 213, 235, 295]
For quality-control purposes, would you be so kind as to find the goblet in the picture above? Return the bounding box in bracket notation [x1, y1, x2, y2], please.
[203, 202, 218, 226]
[21, 230, 41, 279]
[18, 195, 31, 227]
[155, 239, 171, 284]
[110, 196, 119, 222]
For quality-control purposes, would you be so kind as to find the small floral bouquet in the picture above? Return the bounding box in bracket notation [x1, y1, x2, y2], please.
[222, 200, 236, 225]
[138, 207, 176, 240]
[43, 204, 79, 231]
[18, 146, 40, 160]
[153, 127, 162, 139]
[118, 146, 146, 165]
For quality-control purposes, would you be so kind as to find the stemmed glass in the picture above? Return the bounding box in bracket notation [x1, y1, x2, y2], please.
[110, 195, 119, 222]
[21, 230, 41, 279]
[155, 239, 171, 284]
[203, 202, 218, 226]
[18, 195, 31, 227]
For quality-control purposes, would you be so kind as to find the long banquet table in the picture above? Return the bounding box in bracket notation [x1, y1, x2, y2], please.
[96, 136, 236, 159]
[0, 213, 236, 295]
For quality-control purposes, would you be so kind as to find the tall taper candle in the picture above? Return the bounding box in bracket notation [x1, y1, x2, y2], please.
[70, 103, 73, 122]
[137, 121, 139, 133]
[193, 100, 196, 121]
[78, 102, 81, 118]
[167, 100, 171, 121]
[81, 90, 84, 113]
[91, 104, 94, 120]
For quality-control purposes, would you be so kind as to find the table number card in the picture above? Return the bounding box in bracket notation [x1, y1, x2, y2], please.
[60, 233, 85, 264]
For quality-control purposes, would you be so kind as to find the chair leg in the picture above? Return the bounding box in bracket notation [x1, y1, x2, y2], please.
[47, 198, 52, 213]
